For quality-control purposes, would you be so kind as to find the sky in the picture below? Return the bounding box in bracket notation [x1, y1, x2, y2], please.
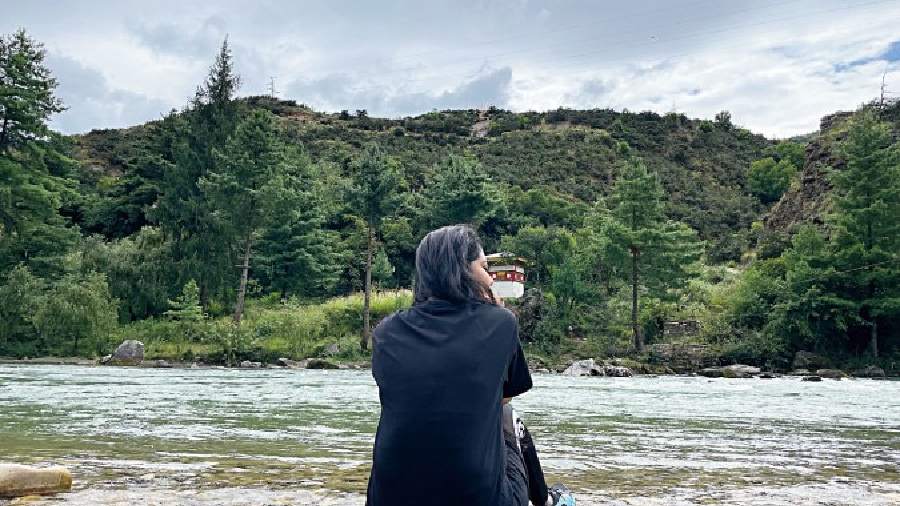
[4, 0, 900, 138]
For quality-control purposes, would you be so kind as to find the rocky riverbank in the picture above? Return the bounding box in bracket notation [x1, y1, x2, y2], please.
[2, 342, 894, 379]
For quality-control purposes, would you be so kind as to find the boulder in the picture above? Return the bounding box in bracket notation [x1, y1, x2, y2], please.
[802, 375, 823, 382]
[110, 340, 144, 365]
[721, 364, 761, 378]
[852, 365, 886, 378]
[239, 360, 262, 369]
[759, 372, 778, 379]
[698, 367, 724, 378]
[563, 359, 599, 377]
[816, 369, 846, 379]
[562, 359, 633, 377]
[305, 359, 339, 370]
[790, 369, 811, 376]
[792, 351, 830, 371]
[602, 365, 634, 377]
[0, 464, 72, 498]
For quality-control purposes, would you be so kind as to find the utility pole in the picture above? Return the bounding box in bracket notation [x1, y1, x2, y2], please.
[268, 76, 277, 98]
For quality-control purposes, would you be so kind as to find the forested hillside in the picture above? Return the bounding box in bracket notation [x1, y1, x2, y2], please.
[2, 31, 897, 370]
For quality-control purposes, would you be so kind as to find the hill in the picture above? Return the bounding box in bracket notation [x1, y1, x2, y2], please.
[73, 97, 773, 262]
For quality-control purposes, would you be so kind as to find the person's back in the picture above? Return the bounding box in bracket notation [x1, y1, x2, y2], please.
[366, 297, 530, 505]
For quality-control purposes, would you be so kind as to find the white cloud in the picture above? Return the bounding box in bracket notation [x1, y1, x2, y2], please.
[3, 0, 900, 136]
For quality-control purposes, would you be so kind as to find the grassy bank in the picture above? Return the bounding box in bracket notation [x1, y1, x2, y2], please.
[112, 290, 413, 364]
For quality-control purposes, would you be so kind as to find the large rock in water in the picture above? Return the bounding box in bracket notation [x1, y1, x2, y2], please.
[722, 364, 761, 378]
[110, 340, 144, 365]
[562, 359, 633, 377]
[0, 464, 72, 497]
[563, 359, 598, 376]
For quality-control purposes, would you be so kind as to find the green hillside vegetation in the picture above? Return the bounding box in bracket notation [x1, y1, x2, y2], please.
[2, 32, 897, 370]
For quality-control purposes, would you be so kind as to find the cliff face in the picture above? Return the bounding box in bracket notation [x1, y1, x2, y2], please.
[757, 105, 900, 257]
[762, 126, 847, 232]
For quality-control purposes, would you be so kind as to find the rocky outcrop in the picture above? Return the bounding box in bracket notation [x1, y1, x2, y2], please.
[107, 340, 144, 365]
[305, 359, 339, 370]
[562, 359, 633, 377]
[762, 139, 836, 234]
[0, 464, 72, 498]
[816, 369, 847, 379]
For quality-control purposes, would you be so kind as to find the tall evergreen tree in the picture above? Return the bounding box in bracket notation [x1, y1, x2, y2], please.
[201, 109, 296, 326]
[599, 157, 702, 350]
[0, 30, 78, 278]
[347, 144, 402, 350]
[152, 38, 241, 308]
[0, 29, 64, 152]
[826, 110, 900, 357]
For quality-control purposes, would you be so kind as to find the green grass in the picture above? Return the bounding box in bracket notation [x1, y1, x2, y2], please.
[112, 290, 413, 364]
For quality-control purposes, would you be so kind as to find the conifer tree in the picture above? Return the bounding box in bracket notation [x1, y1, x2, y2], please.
[421, 154, 500, 230]
[347, 144, 402, 350]
[201, 109, 293, 326]
[600, 157, 703, 350]
[0, 29, 64, 152]
[826, 110, 900, 357]
[153, 38, 241, 309]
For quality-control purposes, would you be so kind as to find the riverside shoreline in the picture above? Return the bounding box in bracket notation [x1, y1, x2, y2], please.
[1, 356, 895, 379]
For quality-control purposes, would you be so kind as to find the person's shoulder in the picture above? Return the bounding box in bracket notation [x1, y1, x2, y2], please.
[474, 302, 517, 326]
[373, 309, 405, 340]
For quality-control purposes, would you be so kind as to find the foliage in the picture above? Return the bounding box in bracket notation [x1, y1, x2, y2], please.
[420, 153, 501, 230]
[0, 29, 65, 152]
[748, 157, 797, 204]
[0, 265, 118, 357]
[589, 156, 703, 350]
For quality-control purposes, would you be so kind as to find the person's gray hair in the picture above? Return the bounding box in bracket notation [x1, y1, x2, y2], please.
[413, 224, 495, 305]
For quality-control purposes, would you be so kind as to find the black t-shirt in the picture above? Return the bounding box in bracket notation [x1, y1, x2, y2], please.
[366, 297, 533, 506]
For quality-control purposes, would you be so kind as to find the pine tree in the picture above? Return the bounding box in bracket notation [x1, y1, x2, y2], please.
[599, 157, 703, 350]
[421, 154, 500, 230]
[347, 144, 402, 350]
[826, 110, 900, 357]
[0, 29, 64, 152]
[164, 279, 204, 323]
[201, 109, 293, 326]
[0, 30, 78, 278]
[152, 38, 241, 309]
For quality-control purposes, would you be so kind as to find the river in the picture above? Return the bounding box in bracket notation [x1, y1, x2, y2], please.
[1, 365, 898, 505]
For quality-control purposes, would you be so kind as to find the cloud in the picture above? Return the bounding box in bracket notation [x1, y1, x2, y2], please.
[285, 67, 513, 116]
[127, 16, 228, 61]
[5, 0, 900, 136]
[46, 54, 170, 134]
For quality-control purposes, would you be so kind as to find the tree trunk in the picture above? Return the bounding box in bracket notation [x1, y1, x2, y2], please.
[631, 247, 643, 351]
[232, 232, 252, 326]
[869, 319, 878, 358]
[0, 116, 9, 152]
[361, 225, 374, 350]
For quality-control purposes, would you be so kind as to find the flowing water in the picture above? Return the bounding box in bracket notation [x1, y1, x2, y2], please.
[1, 364, 898, 505]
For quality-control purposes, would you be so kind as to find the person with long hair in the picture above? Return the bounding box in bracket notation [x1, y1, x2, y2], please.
[365, 224, 575, 506]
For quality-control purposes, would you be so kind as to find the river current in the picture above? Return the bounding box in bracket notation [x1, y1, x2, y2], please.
[1, 365, 898, 505]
